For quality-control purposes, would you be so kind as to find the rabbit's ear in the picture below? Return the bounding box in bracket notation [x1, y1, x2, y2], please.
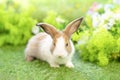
[63, 17, 83, 38]
[36, 23, 58, 38]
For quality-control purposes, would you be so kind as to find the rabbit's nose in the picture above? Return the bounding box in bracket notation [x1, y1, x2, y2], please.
[58, 55, 63, 58]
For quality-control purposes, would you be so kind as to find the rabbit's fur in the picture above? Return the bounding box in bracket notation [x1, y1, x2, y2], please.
[25, 17, 83, 68]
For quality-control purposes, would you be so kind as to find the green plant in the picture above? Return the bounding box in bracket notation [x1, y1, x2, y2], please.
[79, 28, 119, 66]
[110, 20, 120, 38]
[0, 1, 37, 47]
[75, 3, 120, 66]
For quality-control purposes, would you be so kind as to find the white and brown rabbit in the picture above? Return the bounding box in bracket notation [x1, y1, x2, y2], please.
[25, 17, 83, 68]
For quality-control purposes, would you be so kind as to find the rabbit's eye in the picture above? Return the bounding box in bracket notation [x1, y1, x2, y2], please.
[53, 43, 56, 46]
[66, 43, 68, 47]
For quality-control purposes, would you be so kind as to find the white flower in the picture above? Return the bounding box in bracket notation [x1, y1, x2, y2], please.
[104, 4, 114, 12]
[103, 24, 111, 30]
[114, 13, 120, 20]
[87, 3, 119, 30]
[102, 18, 115, 30]
[87, 3, 103, 15]
[113, 0, 120, 4]
[92, 12, 101, 28]
[103, 24, 107, 29]
[32, 26, 39, 35]
[109, 19, 115, 26]
[101, 10, 113, 21]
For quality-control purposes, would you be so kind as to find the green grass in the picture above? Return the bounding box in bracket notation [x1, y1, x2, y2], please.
[0, 46, 120, 80]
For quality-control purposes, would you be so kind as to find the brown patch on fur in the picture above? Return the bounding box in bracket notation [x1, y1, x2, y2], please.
[50, 31, 62, 53]
[36, 33, 48, 41]
[50, 31, 72, 54]
[25, 32, 48, 59]
[62, 33, 72, 54]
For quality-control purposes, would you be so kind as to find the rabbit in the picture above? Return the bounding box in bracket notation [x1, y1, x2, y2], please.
[25, 17, 83, 68]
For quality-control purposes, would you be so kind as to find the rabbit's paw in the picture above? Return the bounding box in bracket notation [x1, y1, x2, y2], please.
[65, 62, 74, 68]
[50, 63, 60, 68]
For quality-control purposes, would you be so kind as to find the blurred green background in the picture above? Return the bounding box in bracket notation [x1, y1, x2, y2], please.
[0, 0, 108, 47]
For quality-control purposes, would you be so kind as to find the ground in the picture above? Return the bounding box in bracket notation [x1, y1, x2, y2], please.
[0, 46, 120, 80]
